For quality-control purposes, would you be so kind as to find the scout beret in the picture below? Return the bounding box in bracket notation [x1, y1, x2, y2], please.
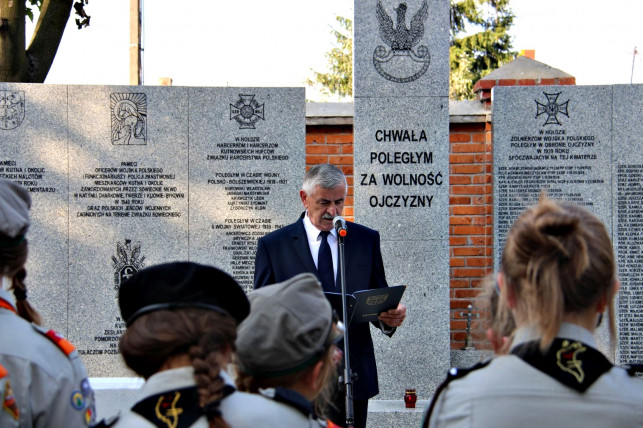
[236, 272, 343, 377]
[0, 178, 31, 245]
[119, 261, 250, 326]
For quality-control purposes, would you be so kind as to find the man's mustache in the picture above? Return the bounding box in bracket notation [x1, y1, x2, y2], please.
[322, 214, 334, 220]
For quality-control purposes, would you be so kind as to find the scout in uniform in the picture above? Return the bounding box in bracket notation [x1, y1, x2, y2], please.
[0, 178, 95, 427]
[235, 272, 345, 427]
[424, 196, 643, 428]
[96, 261, 283, 428]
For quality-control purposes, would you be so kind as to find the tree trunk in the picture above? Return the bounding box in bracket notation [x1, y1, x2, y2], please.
[0, 0, 73, 82]
[0, 0, 27, 81]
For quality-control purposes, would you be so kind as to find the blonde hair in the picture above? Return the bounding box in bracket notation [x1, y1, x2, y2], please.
[501, 196, 616, 351]
[477, 275, 515, 353]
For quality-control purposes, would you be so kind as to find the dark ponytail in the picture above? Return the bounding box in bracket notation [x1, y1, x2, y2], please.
[0, 239, 41, 325]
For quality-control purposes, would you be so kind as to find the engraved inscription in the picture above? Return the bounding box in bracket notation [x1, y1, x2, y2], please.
[360, 127, 443, 209]
[616, 164, 643, 364]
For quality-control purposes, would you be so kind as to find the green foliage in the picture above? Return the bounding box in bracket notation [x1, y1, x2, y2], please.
[306, 16, 353, 100]
[309, 1, 516, 101]
[450, 0, 516, 99]
[26, 0, 43, 22]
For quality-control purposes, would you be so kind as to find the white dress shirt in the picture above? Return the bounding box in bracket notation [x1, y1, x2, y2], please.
[303, 213, 338, 282]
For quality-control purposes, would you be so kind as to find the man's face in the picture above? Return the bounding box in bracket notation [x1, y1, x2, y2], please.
[300, 184, 346, 231]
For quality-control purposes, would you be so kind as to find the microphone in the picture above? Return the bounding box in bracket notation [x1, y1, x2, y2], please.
[333, 216, 348, 237]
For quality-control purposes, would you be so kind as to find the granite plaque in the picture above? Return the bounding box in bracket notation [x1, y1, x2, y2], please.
[67, 86, 190, 375]
[0, 83, 305, 376]
[354, 0, 451, 400]
[188, 88, 305, 291]
[0, 84, 69, 334]
[493, 84, 643, 364]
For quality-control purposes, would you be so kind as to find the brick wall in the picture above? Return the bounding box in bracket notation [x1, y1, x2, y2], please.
[448, 121, 493, 349]
[306, 124, 355, 221]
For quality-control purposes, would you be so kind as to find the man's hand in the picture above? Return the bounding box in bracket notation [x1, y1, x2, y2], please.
[378, 303, 406, 327]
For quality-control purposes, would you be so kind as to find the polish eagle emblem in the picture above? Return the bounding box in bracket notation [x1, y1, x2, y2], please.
[374, 1, 430, 83]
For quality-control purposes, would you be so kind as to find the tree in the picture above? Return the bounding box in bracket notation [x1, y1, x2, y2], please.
[306, 16, 353, 101]
[0, 0, 89, 82]
[308, 1, 516, 101]
[450, 0, 516, 99]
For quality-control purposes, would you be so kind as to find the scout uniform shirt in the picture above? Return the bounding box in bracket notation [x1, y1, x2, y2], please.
[0, 289, 95, 427]
[425, 323, 643, 428]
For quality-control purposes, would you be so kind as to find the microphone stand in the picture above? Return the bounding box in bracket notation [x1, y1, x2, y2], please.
[337, 231, 355, 428]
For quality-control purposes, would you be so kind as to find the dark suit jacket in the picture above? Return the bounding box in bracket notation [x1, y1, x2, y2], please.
[254, 213, 391, 400]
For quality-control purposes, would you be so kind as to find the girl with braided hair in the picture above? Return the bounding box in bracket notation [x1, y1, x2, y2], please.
[425, 196, 643, 428]
[0, 178, 95, 427]
[100, 261, 269, 428]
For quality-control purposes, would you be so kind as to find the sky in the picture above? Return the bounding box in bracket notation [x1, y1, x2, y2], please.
[27, 0, 643, 100]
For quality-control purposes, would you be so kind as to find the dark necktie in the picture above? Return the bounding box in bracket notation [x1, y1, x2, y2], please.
[317, 231, 335, 292]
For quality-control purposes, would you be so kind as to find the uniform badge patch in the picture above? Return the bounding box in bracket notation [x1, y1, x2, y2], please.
[71, 390, 85, 410]
[3, 380, 19, 420]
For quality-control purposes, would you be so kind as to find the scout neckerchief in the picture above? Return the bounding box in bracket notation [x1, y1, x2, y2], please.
[132, 384, 235, 428]
[511, 337, 613, 392]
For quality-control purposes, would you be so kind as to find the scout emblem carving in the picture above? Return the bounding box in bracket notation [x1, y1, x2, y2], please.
[535, 92, 570, 126]
[112, 239, 145, 291]
[230, 94, 265, 129]
[556, 340, 586, 383]
[111, 93, 147, 145]
[0, 91, 25, 130]
[374, 1, 430, 83]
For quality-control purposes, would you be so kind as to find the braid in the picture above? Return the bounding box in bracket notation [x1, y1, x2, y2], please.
[120, 309, 237, 427]
[0, 240, 41, 324]
[190, 338, 230, 428]
[13, 267, 41, 325]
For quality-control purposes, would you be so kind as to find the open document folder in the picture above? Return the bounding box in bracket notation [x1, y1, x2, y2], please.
[324, 285, 406, 325]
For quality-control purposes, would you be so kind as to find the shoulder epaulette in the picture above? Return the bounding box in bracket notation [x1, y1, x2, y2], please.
[32, 325, 76, 356]
[621, 364, 643, 378]
[421, 360, 491, 428]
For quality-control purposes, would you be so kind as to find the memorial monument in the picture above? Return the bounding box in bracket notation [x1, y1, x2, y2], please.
[353, 0, 451, 413]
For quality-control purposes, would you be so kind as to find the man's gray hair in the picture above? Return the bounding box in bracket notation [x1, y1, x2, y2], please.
[301, 164, 347, 195]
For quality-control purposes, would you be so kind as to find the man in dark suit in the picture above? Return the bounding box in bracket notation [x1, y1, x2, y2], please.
[254, 163, 406, 428]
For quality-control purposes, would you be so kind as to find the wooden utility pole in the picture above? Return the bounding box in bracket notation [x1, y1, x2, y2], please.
[631, 47, 638, 84]
[129, 0, 142, 85]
